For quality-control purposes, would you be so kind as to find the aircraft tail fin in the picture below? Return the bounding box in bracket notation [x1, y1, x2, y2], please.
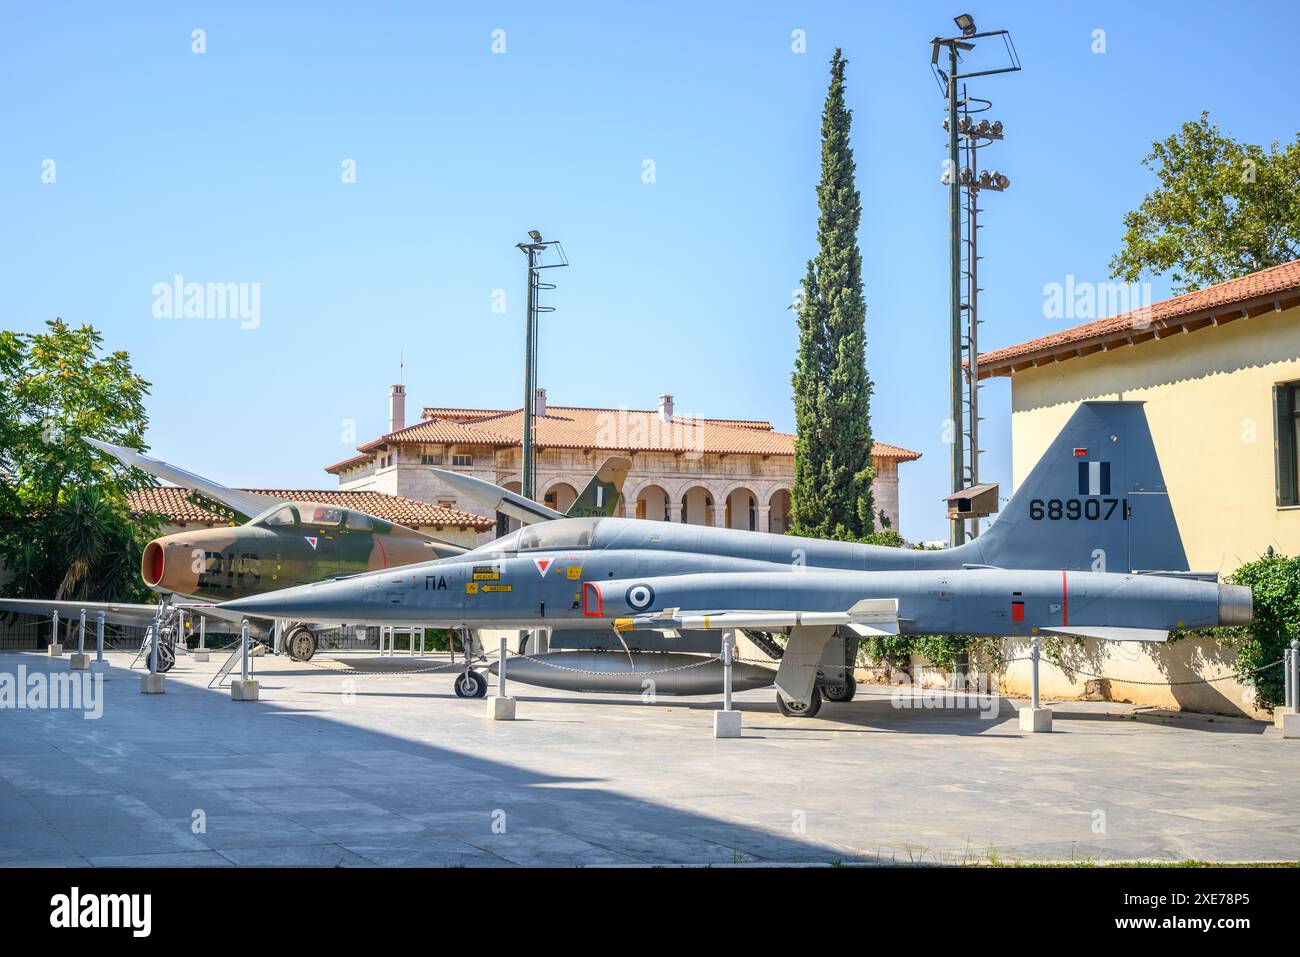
[564, 456, 632, 518]
[972, 401, 1188, 574]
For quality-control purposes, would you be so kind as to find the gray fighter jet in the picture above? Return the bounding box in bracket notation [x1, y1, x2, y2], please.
[222, 403, 1253, 715]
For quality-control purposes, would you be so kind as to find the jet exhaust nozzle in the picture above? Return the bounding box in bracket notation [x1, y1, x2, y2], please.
[142, 540, 165, 587]
[1217, 584, 1253, 627]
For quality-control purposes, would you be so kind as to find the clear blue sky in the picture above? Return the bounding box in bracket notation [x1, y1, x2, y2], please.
[2, 1, 1294, 542]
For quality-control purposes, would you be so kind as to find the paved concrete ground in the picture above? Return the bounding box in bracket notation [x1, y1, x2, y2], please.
[0, 649, 1296, 867]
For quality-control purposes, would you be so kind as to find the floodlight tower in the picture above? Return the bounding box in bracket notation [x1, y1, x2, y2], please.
[930, 14, 1020, 546]
[515, 231, 568, 501]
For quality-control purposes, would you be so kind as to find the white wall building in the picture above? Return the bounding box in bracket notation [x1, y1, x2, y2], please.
[326, 388, 921, 536]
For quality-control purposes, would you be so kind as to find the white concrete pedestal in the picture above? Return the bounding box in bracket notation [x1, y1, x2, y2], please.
[47, 643, 63, 656]
[1281, 712, 1300, 740]
[69, 653, 90, 670]
[230, 679, 260, 701]
[486, 696, 516, 720]
[1019, 707, 1052, 732]
[89, 660, 110, 676]
[140, 674, 166, 694]
[1274, 706, 1295, 730]
[192, 651, 210, 663]
[713, 710, 742, 738]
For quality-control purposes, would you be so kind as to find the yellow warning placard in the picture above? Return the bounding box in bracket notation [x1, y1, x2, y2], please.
[566, 565, 582, 580]
[465, 582, 479, 595]
[482, 584, 512, 593]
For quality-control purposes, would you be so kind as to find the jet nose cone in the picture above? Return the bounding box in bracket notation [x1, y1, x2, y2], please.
[1217, 584, 1253, 627]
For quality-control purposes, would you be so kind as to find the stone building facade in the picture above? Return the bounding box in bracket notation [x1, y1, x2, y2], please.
[326, 388, 920, 539]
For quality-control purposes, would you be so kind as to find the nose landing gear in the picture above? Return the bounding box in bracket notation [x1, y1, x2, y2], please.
[285, 626, 318, 662]
[454, 670, 488, 699]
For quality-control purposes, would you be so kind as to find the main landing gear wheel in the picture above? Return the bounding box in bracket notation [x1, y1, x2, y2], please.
[776, 686, 822, 718]
[155, 635, 176, 673]
[454, 670, 488, 699]
[821, 678, 857, 702]
[286, 627, 317, 662]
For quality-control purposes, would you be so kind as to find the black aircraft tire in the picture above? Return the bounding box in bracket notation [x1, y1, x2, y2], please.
[822, 678, 857, 703]
[776, 686, 822, 718]
[155, 637, 176, 674]
[287, 628, 317, 662]
[455, 670, 487, 699]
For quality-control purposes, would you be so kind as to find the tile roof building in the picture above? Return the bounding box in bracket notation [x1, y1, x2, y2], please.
[327, 390, 921, 535]
[128, 486, 494, 544]
[978, 258, 1300, 574]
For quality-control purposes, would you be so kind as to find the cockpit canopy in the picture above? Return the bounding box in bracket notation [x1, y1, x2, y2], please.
[483, 517, 604, 555]
[249, 502, 379, 532]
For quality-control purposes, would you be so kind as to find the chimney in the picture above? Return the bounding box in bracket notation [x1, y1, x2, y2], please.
[534, 387, 547, 417]
[658, 393, 674, 422]
[389, 383, 406, 434]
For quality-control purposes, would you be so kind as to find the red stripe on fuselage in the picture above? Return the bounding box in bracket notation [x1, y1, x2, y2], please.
[1062, 570, 1069, 626]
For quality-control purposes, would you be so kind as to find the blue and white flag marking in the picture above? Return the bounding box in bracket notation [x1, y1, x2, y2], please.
[1077, 461, 1111, 496]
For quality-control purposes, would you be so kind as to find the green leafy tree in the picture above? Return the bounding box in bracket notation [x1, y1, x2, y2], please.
[1224, 555, 1300, 711]
[790, 48, 875, 541]
[1110, 113, 1300, 293]
[0, 320, 159, 604]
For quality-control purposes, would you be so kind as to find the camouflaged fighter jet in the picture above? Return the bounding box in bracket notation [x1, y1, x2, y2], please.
[0, 440, 631, 669]
[220, 402, 1254, 715]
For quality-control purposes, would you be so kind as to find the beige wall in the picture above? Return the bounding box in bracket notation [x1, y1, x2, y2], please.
[854, 636, 1264, 720]
[1007, 303, 1300, 573]
[995, 636, 1264, 719]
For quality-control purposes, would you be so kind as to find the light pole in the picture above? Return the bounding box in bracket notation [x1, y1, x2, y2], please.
[514, 231, 567, 501]
[930, 14, 1020, 546]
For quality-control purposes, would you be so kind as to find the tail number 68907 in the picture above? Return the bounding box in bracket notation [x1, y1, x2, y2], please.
[1028, 497, 1126, 521]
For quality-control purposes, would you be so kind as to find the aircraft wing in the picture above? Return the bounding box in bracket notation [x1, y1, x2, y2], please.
[619, 599, 900, 636]
[430, 468, 565, 524]
[0, 597, 244, 629]
[84, 437, 282, 523]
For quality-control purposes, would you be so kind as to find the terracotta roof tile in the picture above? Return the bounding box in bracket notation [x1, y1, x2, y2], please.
[340, 403, 920, 463]
[977, 258, 1300, 378]
[127, 486, 494, 530]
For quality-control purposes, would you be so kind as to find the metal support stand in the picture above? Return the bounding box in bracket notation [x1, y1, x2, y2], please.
[1018, 633, 1050, 732]
[70, 609, 91, 670]
[1278, 641, 1300, 739]
[1287, 647, 1295, 712]
[90, 611, 109, 675]
[140, 616, 166, 694]
[231, 619, 260, 701]
[714, 630, 741, 738]
[193, 616, 209, 662]
[48, 610, 62, 656]
[487, 634, 515, 720]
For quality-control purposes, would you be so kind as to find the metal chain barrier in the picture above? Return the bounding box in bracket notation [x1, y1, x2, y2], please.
[210, 641, 1288, 689]
[728, 654, 1287, 688]
[303, 657, 468, 678]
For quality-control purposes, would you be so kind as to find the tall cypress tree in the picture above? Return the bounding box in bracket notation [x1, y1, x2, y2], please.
[790, 49, 875, 540]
